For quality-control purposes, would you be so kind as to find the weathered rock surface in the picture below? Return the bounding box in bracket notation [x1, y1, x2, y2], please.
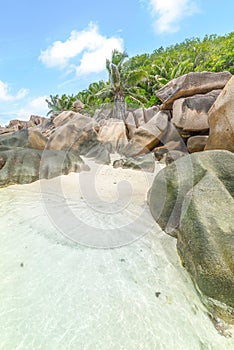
[187, 135, 209, 153]
[148, 150, 234, 324]
[154, 140, 186, 154]
[53, 111, 77, 127]
[0, 127, 9, 135]
[0, 129, 47, 150]
[158, 120, 187, 151]
[72, 99, 84, 112]
[0, 148, 84, 186]
[2, 115, 46, 134]
[156, 71, 232, 110]
[97, 118, 128, 153]
[125, 112, 137, 139]
[93, 107, 112, 122]
[7, 119, 29, 131]
[113, 153, 155, 172]
[47, 114, 99, 153]
[172, 90, 221, 132]
[122, 111, 169, 157]
[85, 143, 111, 164]
[29, 115, 46, 126]
[132, 106, 159, 127]
[205, 76, 234, 152]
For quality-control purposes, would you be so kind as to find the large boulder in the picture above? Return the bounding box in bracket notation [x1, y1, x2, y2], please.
[205, 76, 234, 152]
[0, 127, 10, 135]
[156, 71, 232, 110]
[0, 148, 84, 186]
[125, 112, 137, 139]
[148, 150, 234, 324]
[132, 108, 145, 127]
[0, 129, 47, 150]
[132, 106, 159, 127]
[29, 115, 46, 127]
[6, 119, 28, 131]
[187, 135, 209, 153]
[93, 107, 112, 122]
[97, 118, 128, 153]
[53, 111, 77, 127]
[172, 90, 221, 132]
[122, 111, 169, 157]
[72, 99, 84, 112]
[47, 114, 99, 153]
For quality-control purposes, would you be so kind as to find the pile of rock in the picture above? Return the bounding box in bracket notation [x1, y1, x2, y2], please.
[0, 115, 47, 134]
[156, 71, 233, 153]
[0, 71, 233, 185]
[0, 129, 85, 186]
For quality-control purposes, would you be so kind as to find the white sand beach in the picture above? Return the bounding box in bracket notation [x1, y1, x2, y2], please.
[0, 158, 233, 349]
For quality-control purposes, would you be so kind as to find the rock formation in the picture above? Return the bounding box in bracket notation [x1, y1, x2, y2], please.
[205, 76, 234, 152]
[148, 150, 234, 325]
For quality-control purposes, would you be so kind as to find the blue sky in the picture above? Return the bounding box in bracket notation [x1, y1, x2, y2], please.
[0, 0, 233, 125]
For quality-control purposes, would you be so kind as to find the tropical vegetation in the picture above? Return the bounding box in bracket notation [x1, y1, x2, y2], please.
[46, 32, 234, 117]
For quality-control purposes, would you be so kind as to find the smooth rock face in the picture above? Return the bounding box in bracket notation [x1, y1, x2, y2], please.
[172, 90, 221, 132]
[97, 118, 128, 153]
[122, 111, 169, 157]
[53, 111, 77, 127]
[205, 76, 234, 152]
[125, 112, 137, 139]
[85, 143, 111, 164]
[132, 107, 159, 127]
[156, 71, 232, 110]
[158, 120, 188, 152]
[47, 114, 99, 153]
[0, 129, 47, 150]
[132, 108, 145, 127]
[178, 171, 234, 324]
[187, 135, 209, 153]
[0, 148, 84, 186]
[144, 106, 160, 123]
[148, 150, 234, 324]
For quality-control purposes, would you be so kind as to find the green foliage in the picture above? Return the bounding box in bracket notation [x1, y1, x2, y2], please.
[46, 32, 234, 116]
[46, 94, 78, 116]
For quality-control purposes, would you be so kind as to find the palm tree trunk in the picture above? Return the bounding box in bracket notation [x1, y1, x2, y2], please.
[113, 95, 126, 120]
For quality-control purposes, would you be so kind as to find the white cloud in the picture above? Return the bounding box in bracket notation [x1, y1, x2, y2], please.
[149, 0, 199, 33]
[75, 37, 123, 75]
[0, 80, 28, 102]
[39, 22, 124, 75]
[16, 96, 49, 119]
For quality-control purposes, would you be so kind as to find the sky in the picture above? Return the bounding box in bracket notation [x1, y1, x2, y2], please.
[0, 0, 233, 125]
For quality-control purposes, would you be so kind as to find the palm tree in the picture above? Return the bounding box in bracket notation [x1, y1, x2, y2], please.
[96, 50, 148, 120]
[152, 58, 193, 89]
[46, 94, 77, 117]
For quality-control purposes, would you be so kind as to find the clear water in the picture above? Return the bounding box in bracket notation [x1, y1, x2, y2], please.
[0, 167, 233, 350]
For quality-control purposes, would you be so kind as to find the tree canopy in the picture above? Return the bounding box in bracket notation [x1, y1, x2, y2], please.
[46, 31, 234, 116]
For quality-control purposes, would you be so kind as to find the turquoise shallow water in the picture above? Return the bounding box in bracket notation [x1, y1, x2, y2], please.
[0, 172, 233, 350]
